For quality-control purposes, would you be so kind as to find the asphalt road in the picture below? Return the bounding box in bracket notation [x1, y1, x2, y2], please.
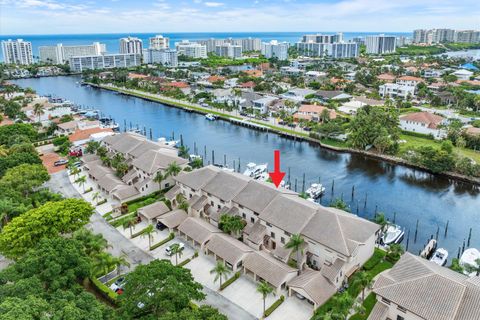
[46, 170, 256, 320]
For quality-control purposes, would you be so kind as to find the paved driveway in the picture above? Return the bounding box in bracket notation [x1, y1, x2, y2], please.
[269, 295, 313, 320]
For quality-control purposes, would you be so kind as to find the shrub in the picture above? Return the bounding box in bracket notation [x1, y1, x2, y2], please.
[264, 295, 285, 317]
[220, 272, 240, 291]
[131, 226, 150, 238]
[110, 212, 137, 228]
[363, 248, 386, 271]
[149, 233, 174, 250]
[178, 258, 192, 267]
[83, 187, 93, 194]
[96, 199, 107, 206]
[401, 130, 435, 140]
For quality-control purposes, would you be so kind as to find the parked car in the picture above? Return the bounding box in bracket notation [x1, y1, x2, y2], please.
[54, 159, 68, 166]
[165, 243, 184, 256]
[156, 221, 167, 231]
[69, 148, 83, 157]
[109, 277, 126, 293]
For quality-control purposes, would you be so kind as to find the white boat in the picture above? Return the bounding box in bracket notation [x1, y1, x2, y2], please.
[460, 248, 480, 276]
[306, 183, 325, 199]
[205, 114, 216, 121]
[381, 224, 405, 245]
[189, 154, 202, 162]
[157, 137, 179, 147]
[430, 248, 448, 266]
[243, 162, 268, 179]
[280, 180, 290, 189]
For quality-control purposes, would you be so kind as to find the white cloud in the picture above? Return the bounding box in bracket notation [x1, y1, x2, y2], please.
[204, 2, 224, 7]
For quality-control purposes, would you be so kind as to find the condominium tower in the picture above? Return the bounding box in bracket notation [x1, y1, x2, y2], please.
[119, 37, 143, 55]
[365, 35, 396, 54]
[1, 39, 33, 65]
[39, 42, 106, 64]
[149, 35, 170, 49]
[261, 40, 289, 60]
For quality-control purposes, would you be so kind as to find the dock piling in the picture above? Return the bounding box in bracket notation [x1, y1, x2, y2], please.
[414, 219, 419, 243]
[467, 228, 472, 247]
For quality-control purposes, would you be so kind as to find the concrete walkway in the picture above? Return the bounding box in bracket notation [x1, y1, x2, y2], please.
[46, 170, 255, 320]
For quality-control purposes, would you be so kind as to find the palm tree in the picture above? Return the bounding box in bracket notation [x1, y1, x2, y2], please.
[170, 243, 185, 266]
[464, 258, 480, 276]
[387, 243, 405, 262]
[153, 171, 165, 190]
[210, 261, 231, 289]
[77, 176, 87, 192]
[92, 252, 116, 277]
[33, 103, 44, 122]
[285, 234, 305, 270]
[256, 280, 275, 317]
[73, 228, 110, 258]
[178, 145, 190, 159]
[113, 254, 130, 275]
[92, 191, 101, 204]
[70, 166, 80, 178]
[141, 224, 155, 249]
[166, 161, 181, 177]
[352, 271, 372, 302]
[190, 157, 203, 169]
[178, 200, 189, 211]
[122, 214, 137, 237]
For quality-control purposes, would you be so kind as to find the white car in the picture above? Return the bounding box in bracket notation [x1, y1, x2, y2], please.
[165, 242, 184, 256]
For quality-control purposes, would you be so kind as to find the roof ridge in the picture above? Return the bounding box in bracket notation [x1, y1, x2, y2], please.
[334, 210, 350, 255]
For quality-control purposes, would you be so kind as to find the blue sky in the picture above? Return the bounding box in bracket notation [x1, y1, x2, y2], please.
[1, 0, 479, 35]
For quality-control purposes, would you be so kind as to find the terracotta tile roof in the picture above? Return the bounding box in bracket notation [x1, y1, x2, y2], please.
[377, 74, 396, 81]
[466, 127, 480, 136]
[240, 81, 256, 88]
[68, 127, 113, 143]
[207, 75, 226, 83]
[128, 73, 149, 79]
[400, 112, 444, 129]
[166, 81, 190, 88]
[398, 76, 423, 82]
[243, 70, 263, 77]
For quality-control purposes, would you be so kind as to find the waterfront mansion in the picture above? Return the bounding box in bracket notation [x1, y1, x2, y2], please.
[168, 165, 380, 306]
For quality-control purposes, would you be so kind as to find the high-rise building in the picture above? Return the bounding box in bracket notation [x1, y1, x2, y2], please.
[396, 36, 411, 47]
[238, 38, 262, 52]
[413, 29, 429, 43]
[215, 44, 242, 59]
[175, 40, 207, 58]
[432, 29, 455, 43]
[296, 42, 358, 59]
[143, 49, 178, 66]
[120, 37, 143, 54]
[301, 33, 343, 44]
[454, 30, 480, 43]
[261, 40, 289, 60]
[149, 35, 170, 49]
[1, 39, 33, 65]
[69, 53, 141, 72]
[365, 35, 396, 54]
[39, 42, 106, 64]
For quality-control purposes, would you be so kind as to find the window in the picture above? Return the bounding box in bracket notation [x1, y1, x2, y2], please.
[397, 306, 407, 313]
[250, 217, 255, 223]
[284, 231, 291, 236]
[270, 232, 275, 239]
[266, 222, 272, 227]
[281, 237, 285, 244]
[242, 213, 246, 219]
[396, 316, 405, 320]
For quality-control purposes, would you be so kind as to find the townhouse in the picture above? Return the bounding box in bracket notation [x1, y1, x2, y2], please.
[399, 111, 446, 139]
[82, 132, 188, 203]
[170, 166, 380, 303]
[369, 253, 480, 320]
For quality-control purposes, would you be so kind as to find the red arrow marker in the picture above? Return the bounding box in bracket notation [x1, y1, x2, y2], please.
[268, 150, 286, 188]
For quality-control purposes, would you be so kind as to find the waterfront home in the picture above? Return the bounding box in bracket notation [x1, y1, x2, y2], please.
[453, 69, 474, 81]
[57, 119, 101, 135]
[163, 81, 191, 95]
[315, 90, 352, 102]
[338, 100, 367, 115]
[293, 104, 337, 122]
[369, 252, 480, 320]
[399, 111, 446, 139]
[172, 166, 380, 297]
[69, 127, 114, 147]
[252, 96, 277, 114]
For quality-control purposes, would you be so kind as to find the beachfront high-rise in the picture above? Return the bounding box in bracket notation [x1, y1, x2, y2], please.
[296, 33, 358, 59]
[301, 33, 344, 44]
[1, 39, 33, 65]
[175, 40, 207, 59]
[143, 49, 178, 66]
[39, 42, 106, 64]
[69, 53, 141, 72]
[365, 34, 396, 54]
[119, 37, 143, 55]
[413, 28, 480, 44]
[149, 35, 170, 50]
[261, 40, 289, 60]
[215, 43, 242, 59]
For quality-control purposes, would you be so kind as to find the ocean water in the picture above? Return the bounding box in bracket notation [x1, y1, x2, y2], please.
[0, 32, 411, 60]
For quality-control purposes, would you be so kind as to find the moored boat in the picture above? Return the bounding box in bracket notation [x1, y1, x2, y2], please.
[381, 224, 405, 245]
[430, 248, 448, 266]
[205, 114, 216, 121]
[460, 248, 480, 276]
[306, 183, 325, 199]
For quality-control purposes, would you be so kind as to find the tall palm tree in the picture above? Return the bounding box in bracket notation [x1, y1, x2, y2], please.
[33, 103, 44, 123]
[141, 224, 155, 249]
[92, 252, 116, 277]
[92, 191, 101, 204]
[170, 243, 184, 266]
[77, 176, 87, 192]
[70, 167, 80, 178]
[166, 161, 181, 177]
[73, 228, 110, 258]
[256, 281, 275, 317]
[153, 171, 165, 190]
[210, 261, 231, 289]
[122, 215, 137, 237]
[178, 145, 190, 159]
[352, 271, 372, 302]
[113, 254, 130, 275]
[285, 234, 305, 270]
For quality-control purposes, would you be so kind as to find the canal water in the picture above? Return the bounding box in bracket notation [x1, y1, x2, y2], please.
[13, 75, 480, 257]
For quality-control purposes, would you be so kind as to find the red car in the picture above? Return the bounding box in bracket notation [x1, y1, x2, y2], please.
[69, 148, 83, 157]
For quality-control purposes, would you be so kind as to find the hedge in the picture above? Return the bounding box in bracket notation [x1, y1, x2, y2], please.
[149, 233, 174, 251]
[178, 257, 192, 267]
[90, 277, 118, 304]
[110, 212, 137, 228]
[220, 272, 240, 291]
[264, 295, 284, 317]
[401, 130, 435, 140]
[349, 293, 377, 320]
[131, 226, 151, 238]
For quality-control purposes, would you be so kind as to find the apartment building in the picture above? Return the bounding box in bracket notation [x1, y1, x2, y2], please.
[261, 40, 289, 60]
[413, 28, 479, 44]
[39, 42, 106, 64]
[215, 43, 242, 59]
[369, 253, 480, 320]
[143, 48, 178, 66]
[197, 38, 262, 53]
[301, 33, 344, 44]
[120, 36, 143, 54]
[296, 36, 359, 59]
[175, 40, 208, 58]
[172, 166, 380, 298]
[454, 30, 480, 43]
[69, 53, 141, 72]
[1, 39, 33, 65]
[365, 35, 396, 54]
[149, 35, 170, 49]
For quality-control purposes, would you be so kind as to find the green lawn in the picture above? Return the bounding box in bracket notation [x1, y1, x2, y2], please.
[400, 134, 480, 163]
[349, 293, 377, 320]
